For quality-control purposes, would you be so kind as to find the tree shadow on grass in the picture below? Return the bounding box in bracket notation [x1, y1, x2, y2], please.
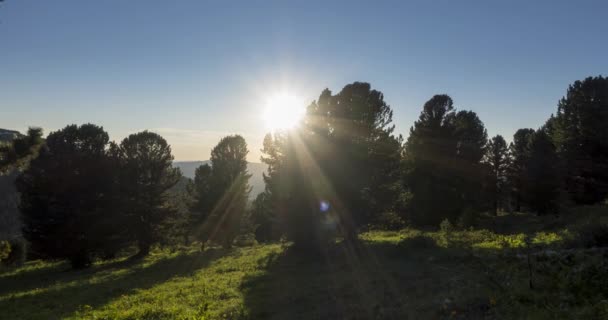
[0, 247, 232, 319]
[241, 238, 500, 320]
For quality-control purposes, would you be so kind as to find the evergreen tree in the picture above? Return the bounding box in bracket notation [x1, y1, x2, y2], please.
[452, 110, 488, 210]
[524, 130, 561, 215]
[253, 132, 289, 243]
[484, 135, 510, 215]
[507, 128, 535, 211]
[113, 131, 181, 256]
[550, 76, 608, 204]
[191, 135, 251, 248]
[404, 95, 488, 225]
[303, 82, 403, 240]
[17, 124, 116, 268]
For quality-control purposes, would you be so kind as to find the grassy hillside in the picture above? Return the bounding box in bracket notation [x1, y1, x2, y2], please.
[1, 209, 607, 319]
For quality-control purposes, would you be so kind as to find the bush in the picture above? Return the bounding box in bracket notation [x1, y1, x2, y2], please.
[529, 251, 608, 308]
[0, 240, 10, 261]
[372, 211, 407, 231]
[568, 221, 608, 248]
[2, 239, 26, 267]
[234, 233, 257, 247]
[439, 218, 453, 233]
[458, 208, 478, 229]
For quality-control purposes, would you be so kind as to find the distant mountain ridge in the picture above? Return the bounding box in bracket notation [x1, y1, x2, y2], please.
[173, 161, 266, 199]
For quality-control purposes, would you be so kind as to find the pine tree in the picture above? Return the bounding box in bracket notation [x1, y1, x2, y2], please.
[191, 135, 251, 248]
[113, 131, 181, 256]
[507, 128, 535, 211]
[404, 95, 488, 225]
[550, 76, 608, 204]
[484, 135, 510, 215]
[524, 130, 561, 215]
[17, 124, 116, 268]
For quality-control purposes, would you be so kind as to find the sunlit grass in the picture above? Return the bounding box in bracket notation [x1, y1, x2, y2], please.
[1, 208, 606, 319]
[361, 228, 565, 250]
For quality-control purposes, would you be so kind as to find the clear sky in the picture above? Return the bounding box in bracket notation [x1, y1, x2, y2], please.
[1, 1, 607, 162]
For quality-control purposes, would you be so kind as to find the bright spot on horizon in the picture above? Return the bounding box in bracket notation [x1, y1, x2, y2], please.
[263, 93, 305, 131]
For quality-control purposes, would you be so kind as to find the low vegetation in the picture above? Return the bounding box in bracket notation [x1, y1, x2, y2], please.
[2, 208, 607, 320]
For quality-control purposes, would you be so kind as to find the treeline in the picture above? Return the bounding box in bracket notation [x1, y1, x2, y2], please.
[1, 76, 607, 266]
[251, 77, 608, 249]
[1, 126, 253, 268]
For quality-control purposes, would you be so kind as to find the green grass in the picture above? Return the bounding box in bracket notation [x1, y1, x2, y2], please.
[1, 209, 607, 319]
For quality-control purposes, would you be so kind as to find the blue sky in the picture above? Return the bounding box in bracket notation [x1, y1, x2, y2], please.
[1, 1, 607, 161]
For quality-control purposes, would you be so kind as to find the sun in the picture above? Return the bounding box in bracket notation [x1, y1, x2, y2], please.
[263, 93, 305, 131]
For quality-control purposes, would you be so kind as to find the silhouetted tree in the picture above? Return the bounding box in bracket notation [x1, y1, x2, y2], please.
[507, 128, 535, 211]
[17, 124, 115, 268]
[550, 76, 608, 204]
[452, 110, 488, 210]
[404, 95, 488, 225]
[112, 131, 181, 256]
[191, 135, 251, 248]
[190, 164, 213, 218]
[523, 130, 561, 215]
[252, 133, 289, 243]
[484, 135, 510, 215]
[303, 82, 403, 241]
[251, 188, 286, 244]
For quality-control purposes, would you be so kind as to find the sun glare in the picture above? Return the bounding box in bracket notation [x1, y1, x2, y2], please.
[263, 93, 305, 131]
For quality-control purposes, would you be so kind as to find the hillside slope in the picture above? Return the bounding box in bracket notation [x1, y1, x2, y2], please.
[3, 215, 606, 320]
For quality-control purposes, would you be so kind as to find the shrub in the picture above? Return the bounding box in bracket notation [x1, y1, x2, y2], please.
[0, 240, 10, 261]
[457, 208, 478, 229]
[569, 221, 608, 248]
[439, 218, 454, 233]
[372, 211, 407, 231]
[2, 239, 26, 267]
[234, 233, 257, 247]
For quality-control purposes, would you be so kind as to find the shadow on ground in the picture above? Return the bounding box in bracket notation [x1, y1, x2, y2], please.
[241, 239, 500, 320]
[0, 248, 232, 319]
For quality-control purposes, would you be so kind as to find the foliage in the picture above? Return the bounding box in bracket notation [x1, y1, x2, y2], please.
[507, 128, 535, 211]
[570, 220, 608, 248]
[0, 127, 43, 172]
[2, 238, 26, 267]
[190, 135, 251, 248]
[17, 124, 117, 268]
[370, 211, 407, 231]
[523, 130, 561, 215]
[2, 206, 606, 319]
[250, 191, 281, 242]
[303, 82, 404, 238]
[111, 131, 182, 256]
[484, 135, 510, 215]
[404, 95, 488, 225]
[550, 76, 608, 204]
[259, 82, 403, 249]
[457, 207, 479, 229]
[0, 240, 10, 261]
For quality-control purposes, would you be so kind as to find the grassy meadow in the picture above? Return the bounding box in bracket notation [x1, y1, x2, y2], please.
[2, 208, 608, 320]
